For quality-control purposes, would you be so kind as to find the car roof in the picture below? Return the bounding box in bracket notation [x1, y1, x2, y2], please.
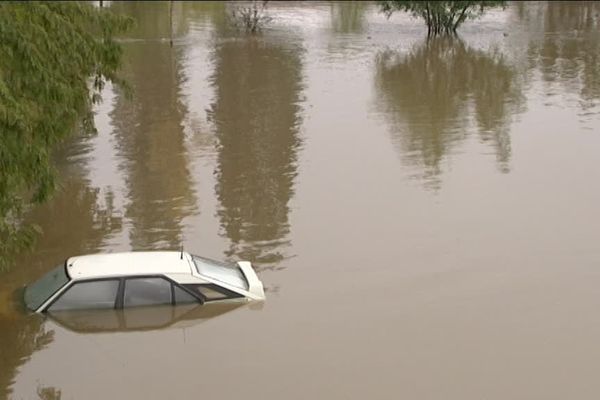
[66, 251, 193, 280]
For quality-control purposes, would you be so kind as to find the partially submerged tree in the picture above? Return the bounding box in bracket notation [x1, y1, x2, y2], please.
[229, 0, 272, 34]
[379, 1, 505, 36]
[0, 2, 132, 269]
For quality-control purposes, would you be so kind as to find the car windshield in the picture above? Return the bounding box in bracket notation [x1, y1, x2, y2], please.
[191, 255, 248, 290]
[24, 265, 70, 311]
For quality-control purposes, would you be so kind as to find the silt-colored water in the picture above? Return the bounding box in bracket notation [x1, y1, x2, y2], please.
[1, 2, 600, 399]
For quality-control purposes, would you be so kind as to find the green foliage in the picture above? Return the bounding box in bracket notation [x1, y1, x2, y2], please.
[379, 1, 505, 35]
[0, 2, 132, 270]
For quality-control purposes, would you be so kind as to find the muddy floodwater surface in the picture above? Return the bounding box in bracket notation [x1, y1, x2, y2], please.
[1, 2, 600, 399]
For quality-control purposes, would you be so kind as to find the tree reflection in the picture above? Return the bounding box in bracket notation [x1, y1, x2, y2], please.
[37, 386, 62, 400]
[0, 172, 121, 398]
[209, 37, 304, 267]
[375, 37, 524, 186]
[110, 7, 197, 250]
[0, 314, 53, 399]
[330, 1, 368, 34]
[522, 1, 600, 107]
[110, 1, 182, 40]
[110, 1, 228, 40]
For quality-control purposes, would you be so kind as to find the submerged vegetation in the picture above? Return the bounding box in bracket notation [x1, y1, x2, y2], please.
[379, 1, 505, 36]
[229, 0, 272, 34]
[0, 2, 131, 269]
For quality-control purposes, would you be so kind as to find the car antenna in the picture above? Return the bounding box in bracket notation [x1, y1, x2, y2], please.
[180, 234, 185, 259]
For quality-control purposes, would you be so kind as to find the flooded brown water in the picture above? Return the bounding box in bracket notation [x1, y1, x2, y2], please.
[2, 1, 600, 398]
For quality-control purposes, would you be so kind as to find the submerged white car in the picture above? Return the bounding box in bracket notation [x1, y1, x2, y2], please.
[24, 251, 265, 313]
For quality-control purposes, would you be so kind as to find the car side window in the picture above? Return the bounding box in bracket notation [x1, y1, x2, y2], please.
[49, 280, 119, 312]
[184, 284, 242, 301]
[124, 277, 172, 308]
[173, 285, 200, 304]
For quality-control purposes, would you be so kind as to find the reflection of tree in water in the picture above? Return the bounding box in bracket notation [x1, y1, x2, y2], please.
[209, 37, 303, 267]
[0, 171, 121, 398]
[110, 24, 196, 250]
[330, 1, 368, 34]
[110, 1, 183, 39]
[0, 314, 53, 399]
[110, 1, 227, 41]
[375, 37, 524, 186]
[37, 386, 62, 400]
[521, 1, 600, 107]
[24, 178, 122, 265]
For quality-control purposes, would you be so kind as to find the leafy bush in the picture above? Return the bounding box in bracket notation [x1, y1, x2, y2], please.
[379, 1, 505, 36]
[229, 1, 272, 34]
[0, 2, 132, 269]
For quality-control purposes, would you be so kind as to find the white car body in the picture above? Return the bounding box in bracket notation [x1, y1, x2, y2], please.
[26, 251, 265, 313]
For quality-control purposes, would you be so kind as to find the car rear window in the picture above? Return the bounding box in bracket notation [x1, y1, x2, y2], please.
[25, 265, 70, 311]
[191, 255, 249, 290]
[184, 284, 243, 301]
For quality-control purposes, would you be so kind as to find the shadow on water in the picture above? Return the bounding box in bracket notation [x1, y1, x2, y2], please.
[208, 35, 305, 269]
[375, 37, 525, 188]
